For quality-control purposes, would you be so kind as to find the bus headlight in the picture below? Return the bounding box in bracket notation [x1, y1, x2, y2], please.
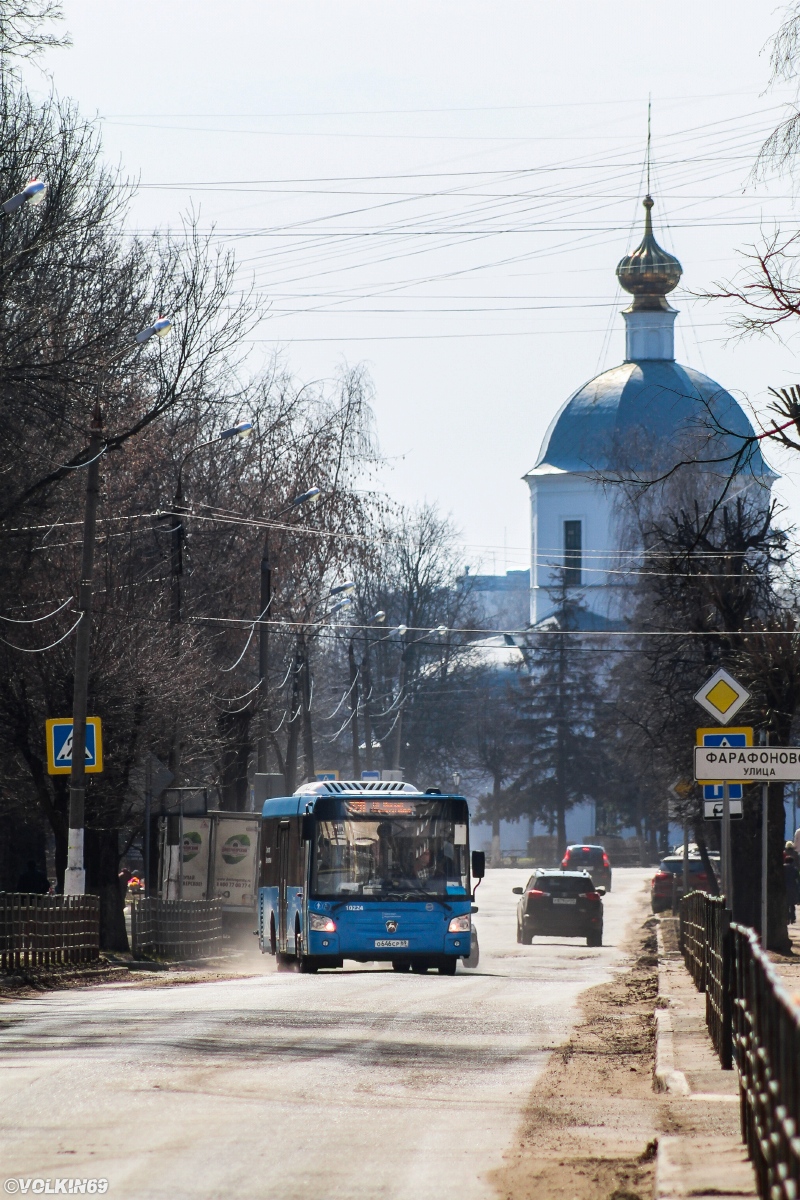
[309, 912, 336, 933]
[448, 914, 471, 933]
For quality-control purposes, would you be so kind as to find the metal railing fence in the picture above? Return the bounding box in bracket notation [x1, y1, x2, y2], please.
[130, 897, 223, 960]
[678, 891, 800, 1200]
[731, 923, 800, 1200]
[0, 893, 100, 972]
[679, 890, 733, 1067]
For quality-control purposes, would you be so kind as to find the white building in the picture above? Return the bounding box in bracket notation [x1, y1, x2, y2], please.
[524, 196, 774, 628]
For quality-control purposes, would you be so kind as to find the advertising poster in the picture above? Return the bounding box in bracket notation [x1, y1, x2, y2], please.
[212, 818, 259, 909]
[181, 817, 211, 899]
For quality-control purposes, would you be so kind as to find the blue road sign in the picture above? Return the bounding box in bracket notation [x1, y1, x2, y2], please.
[361, 770, 381, 780]
[46, 717, 103, 774]
[698, 727, 750, 801]
[703, 782, 743, 801]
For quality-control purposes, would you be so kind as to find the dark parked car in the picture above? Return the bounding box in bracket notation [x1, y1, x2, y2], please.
[561, 844, 612, 891]
[513, 870, 605, 947]
[650, 856, 719, 912]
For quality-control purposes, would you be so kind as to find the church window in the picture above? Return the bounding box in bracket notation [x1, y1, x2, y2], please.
[563, 520, 582, 586]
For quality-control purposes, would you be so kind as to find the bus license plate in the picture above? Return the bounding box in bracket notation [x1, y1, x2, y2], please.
[374, 939, 409, 948]
[553, 898, 576, 905]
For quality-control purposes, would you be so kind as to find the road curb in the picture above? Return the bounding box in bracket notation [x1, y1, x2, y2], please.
[654, 1007, 691, 1095]
[654, 920, 691, 1096]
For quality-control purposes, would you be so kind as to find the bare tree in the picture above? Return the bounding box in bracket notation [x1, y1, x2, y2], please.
[611, 476, 798, 948]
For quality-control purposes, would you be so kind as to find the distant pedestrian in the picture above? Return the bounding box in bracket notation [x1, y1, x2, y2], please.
[784, 847, 799, 925]
[16, 859, 50, 895]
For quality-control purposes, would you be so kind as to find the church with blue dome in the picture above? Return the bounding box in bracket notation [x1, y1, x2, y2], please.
[524, 195, 775, 627]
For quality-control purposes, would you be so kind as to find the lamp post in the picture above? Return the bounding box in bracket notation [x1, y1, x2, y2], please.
[392, 625, 448, 773]
[256, 488, 321, 775]
[159, 419, 252, 898]
[297, 589, 353, 782]
[63, 318, 175, 897]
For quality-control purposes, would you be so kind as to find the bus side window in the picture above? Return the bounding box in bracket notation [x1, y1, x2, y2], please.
[260, 819, 279, 887]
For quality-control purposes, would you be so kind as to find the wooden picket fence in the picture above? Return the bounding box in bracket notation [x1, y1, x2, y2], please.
[0, 893, 100, 972]
[130, 897, 223, 961]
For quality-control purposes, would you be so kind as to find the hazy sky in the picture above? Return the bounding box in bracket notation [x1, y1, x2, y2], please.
[28, 1, 800, 573]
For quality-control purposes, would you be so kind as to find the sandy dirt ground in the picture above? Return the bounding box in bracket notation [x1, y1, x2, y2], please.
[0, 869, 648, 1200]
[493, 900, 754, 1200]
[493, 897, 661, 1200]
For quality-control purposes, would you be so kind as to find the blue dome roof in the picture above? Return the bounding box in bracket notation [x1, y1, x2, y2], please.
[535, 359, 772, 478]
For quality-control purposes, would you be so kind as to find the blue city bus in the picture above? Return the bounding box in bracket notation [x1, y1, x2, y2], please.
[257, 779, 485, 974]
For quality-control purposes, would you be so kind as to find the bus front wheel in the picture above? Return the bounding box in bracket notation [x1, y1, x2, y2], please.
[438, 959, 457, 976]
[392, 961, 410, 972]
[296, 929, 318, 972]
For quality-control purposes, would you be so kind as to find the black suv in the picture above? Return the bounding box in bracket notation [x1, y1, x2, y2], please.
[561, 844, 612, 891]
[513, 870, 605, 947]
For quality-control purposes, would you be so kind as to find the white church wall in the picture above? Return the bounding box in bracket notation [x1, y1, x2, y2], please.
[528, 471, 623, 623]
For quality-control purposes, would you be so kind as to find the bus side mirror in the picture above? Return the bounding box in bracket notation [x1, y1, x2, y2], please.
[301, 814, 314, 843]
[472, 850, 485, 879]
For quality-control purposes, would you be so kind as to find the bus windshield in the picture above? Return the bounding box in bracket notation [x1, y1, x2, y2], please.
[310, 801, 469, 899]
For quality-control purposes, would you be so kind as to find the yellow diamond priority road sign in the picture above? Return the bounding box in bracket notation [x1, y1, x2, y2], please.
[694, 668, 751, 726]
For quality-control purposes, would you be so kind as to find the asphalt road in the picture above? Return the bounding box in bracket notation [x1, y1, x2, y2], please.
[1, 868, 651, 1200]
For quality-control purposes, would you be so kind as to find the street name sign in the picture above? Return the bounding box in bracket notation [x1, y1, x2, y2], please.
[694, 746, 800, 782]
[46, 717, 103, 775]
[694, 669, 751, 725]
[696, 727, 751, 798]
[704, 798, 744, 821]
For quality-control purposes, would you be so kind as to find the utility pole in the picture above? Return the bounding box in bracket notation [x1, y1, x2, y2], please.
[64, 404, 103, 897]
[300, 632, 315, 781]
[348, 636, 360, 779]
[170, 477, 184, 627]
[361, 639, 374, 773]
[168, 466, 185, 790]
[392, 644, 408, 771]
[257, 532, 271, 773]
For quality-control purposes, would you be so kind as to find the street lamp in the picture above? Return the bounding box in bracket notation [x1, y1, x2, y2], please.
[135, 315, 174, 344]
[326, 596, 353, 618]
[2, 178, 47, 214]
[392, 624, 449, 773]
[256, 487, 322, 775]
[64, 318, 175, 897]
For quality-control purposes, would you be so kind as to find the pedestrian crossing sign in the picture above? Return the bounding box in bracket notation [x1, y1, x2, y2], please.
[46, 717, 103, 774]
[696, 726, 751, 791]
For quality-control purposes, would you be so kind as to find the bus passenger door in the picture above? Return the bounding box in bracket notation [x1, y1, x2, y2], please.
[277, 821, 290, 951]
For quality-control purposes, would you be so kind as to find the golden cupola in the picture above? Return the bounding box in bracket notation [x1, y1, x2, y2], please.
[615, 196, 682, 360]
